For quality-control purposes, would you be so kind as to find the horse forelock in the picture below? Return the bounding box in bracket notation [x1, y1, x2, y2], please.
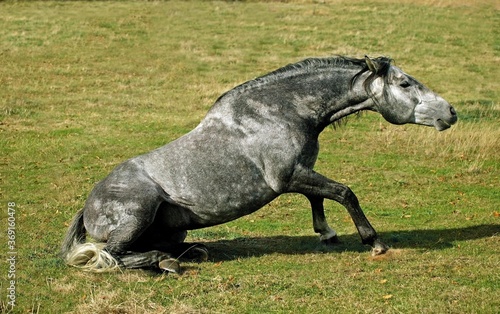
[349, 57, 392, 89]
[346, 56, 394, 108]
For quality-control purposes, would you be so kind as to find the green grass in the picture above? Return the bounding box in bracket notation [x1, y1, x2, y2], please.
[1, 0, 499, 313]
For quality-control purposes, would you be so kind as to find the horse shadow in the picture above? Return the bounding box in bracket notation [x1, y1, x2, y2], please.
[201, 224, 499, 262]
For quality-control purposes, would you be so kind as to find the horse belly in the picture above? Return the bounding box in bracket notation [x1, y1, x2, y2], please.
[196, 182, 278, 225]
[170, 166, 280, 227]
[144, 153, 279, 227]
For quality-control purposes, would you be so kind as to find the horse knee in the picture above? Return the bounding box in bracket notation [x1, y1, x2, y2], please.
[335, 185, 360, 207]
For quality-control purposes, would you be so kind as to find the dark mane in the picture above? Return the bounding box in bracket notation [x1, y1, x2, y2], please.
[257, 56, 367, 82]
[216, 56, 392, 103]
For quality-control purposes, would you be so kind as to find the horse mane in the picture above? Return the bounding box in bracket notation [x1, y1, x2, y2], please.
[216, 55, 393, 104]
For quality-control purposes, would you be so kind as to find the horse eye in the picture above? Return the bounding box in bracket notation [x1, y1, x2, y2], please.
[399, 81, 411, 88]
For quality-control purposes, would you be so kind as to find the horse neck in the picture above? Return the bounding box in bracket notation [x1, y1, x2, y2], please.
[211, 65, 372, 131]
[269, 67, 371, 130]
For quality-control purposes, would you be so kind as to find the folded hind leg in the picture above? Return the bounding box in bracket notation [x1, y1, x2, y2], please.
[107, 236, 207, 272]
[83, 159, 187, 272]
[117, 251, 180, 273]
[103, 214, 206, 271]
[105, 230, 182, 272]
[133, 228, 209, 262]
[101, 204, 183, 272]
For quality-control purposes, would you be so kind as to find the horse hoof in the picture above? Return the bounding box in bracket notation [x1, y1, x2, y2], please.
[192, 246, 209, 262]
[321, 235, 341, 245]
[159, 258, 180, 273]
[371, 239, 389, 256]
[181, 244, 209, 262]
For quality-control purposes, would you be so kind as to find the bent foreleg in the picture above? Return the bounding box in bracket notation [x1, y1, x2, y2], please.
[287, 165, 389, 255]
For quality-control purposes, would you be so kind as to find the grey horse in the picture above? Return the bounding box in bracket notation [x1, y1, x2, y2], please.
[62, 56, 457, 272]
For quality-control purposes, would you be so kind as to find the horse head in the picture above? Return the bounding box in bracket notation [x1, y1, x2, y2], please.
[362, 56, 457, 131]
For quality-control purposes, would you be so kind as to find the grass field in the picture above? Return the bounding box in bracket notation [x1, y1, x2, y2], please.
[1, 0, 499, 313]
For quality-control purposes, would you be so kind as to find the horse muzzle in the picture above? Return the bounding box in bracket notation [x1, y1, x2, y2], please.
[433, 105, 458, 131]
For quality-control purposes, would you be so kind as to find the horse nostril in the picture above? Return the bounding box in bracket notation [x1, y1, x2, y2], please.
[450, 106, 457, 116]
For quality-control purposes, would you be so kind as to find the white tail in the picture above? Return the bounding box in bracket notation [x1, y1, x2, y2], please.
[62, 209, 120, 272]
[65, 242, 120, 272]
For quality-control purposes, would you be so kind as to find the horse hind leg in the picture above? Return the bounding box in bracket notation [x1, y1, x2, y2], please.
[98, 206, 208, 272]
[66, 211, 170, 272]
[103, 209, 208, 272]
[74, 222, 206, 272]
[117, 250, 181, 273]
[84, 197, 182, 272]
[107, 235, 208, 272]
[74, 159, 190, 272]
[101, 213, 187, 273]
[104, 228, 183, 273]
[132, 228, 209, 263]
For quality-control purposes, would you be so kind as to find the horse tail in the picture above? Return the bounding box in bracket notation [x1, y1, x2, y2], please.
[61, 209, 120, 272]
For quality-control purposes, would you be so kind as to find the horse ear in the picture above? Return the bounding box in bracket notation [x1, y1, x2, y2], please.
[365, 55, 379, 73]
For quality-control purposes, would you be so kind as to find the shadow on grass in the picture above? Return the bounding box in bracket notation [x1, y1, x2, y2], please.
[204, 224, 499, 262]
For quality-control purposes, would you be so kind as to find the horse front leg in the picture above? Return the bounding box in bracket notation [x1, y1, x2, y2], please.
[306, 195, 340, 244]
[288, 165, 389, 255]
